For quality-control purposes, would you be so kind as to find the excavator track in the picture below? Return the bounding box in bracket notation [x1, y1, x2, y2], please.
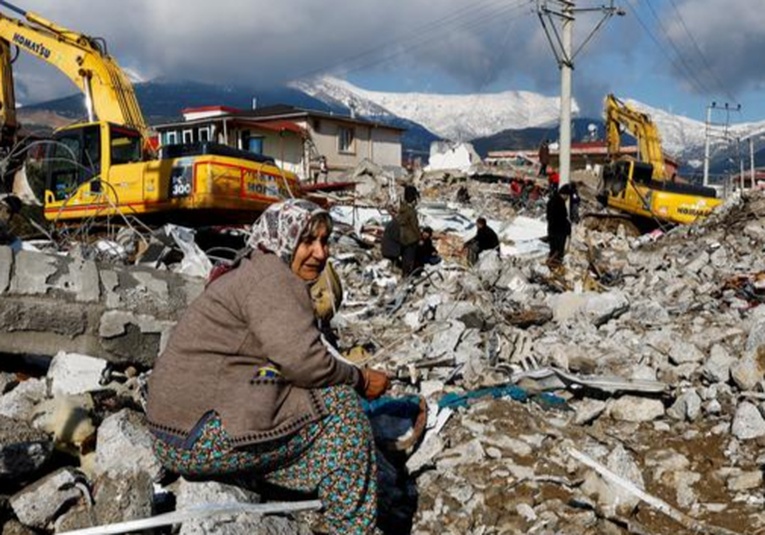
[581, 211, 642, 237]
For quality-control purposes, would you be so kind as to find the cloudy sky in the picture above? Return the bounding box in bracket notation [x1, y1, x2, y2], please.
[7, 0, 765, 123]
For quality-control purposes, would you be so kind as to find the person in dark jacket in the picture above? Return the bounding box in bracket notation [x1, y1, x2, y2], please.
[547, 186, 572, 268]
[538, 140, 551, 177]
[465, 217, 500, 265]
[416, 226, 441, 268]
[381, 212, 402, 267]
[397, 185, 420, 276]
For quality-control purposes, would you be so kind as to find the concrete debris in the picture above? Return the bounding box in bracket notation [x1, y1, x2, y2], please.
[10, 467, 86, 529]
[5, 173, 765, 534]
[0, 415, 54, 481]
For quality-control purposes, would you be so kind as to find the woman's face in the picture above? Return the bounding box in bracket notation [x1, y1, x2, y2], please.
[291, 222, 330, 281]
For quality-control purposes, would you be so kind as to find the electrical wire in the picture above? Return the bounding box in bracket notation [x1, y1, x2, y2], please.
[298, 0, 532, 80]
[344, 2, 533, 79]
[297, 0, 509, 80]
[628, 1, 712, 98]
[666, 0, 738, 104]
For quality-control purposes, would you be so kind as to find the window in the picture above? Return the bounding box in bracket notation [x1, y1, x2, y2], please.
[182, 129, 194, 144]
[83, 127, 101, 176]
[165, 131, 179, 145]
[314, 119, 321, 133]
[48, 133, 82, 201]
[338, 126, 355, 154]
[247, 137, 264, 155]
[47, 125, 102, 200]
[198, 127, 211, 142]
[110, 126, 142, 165]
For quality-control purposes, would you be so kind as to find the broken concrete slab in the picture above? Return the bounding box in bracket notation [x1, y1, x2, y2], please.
[0, 415, 53, 482]
[0, 245, 12, 293]
[94, 409, 162, 480]
[54, 471, 154, 533]
[0, 379, 47, 421]
[8, 250, 58, 296]
[731, 402, 765, 440]
[10, 467, 84, 529]
[608, 396, 665, 423]
[48, 352, 108, 397]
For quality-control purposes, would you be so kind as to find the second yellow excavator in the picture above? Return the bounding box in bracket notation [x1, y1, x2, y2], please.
[0, 1, 302, 226]
[598, 93, 721, 227]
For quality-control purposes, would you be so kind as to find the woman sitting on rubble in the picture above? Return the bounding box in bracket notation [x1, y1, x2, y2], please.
[146, 199, 390, 534]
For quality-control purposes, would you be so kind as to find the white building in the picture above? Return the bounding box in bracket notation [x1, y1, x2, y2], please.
[154, 104, 405, 182]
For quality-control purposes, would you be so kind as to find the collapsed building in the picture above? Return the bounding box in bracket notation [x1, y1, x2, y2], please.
[2, 161, 765, 534]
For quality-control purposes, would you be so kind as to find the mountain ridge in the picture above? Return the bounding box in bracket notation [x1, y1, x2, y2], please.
[18, 77, 765, 175]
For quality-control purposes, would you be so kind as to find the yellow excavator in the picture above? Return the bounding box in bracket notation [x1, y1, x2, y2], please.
[0, 1, 301, 226]
[598, 93, 721, 227]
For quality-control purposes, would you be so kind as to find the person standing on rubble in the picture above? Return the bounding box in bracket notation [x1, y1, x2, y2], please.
[546, 185, 572, 268]
[538, 139, 551, 177]
[146, 199, 390, 535]
[380, 208, 402, 269]
[464, 217, 500, 265]
[397, 185, 421, 276]
[319, 155, 329, 182]
[547, 169, 560, 194]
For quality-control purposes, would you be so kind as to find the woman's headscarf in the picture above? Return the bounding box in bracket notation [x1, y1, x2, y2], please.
[248, 199, 329, 264]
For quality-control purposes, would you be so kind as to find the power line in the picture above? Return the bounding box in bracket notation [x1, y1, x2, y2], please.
[624, 1, 708, 97]
[638, 0, 716, 98]
[666, 0, 738, 103]
[335, 0, 533, 78]
[294, 0, 531, 81]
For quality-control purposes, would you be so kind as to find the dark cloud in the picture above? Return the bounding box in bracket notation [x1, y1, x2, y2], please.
[663, 0, 765, 99]
[8, 0, 763, 118]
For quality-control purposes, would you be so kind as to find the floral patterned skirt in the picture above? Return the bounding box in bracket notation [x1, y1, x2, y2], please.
[152, 385, 379, 534]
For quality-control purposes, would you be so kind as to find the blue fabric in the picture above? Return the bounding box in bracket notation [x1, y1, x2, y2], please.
[361, 396, 423, 445]
[361, 396, 422, 419]
[437, 385, 529, 410]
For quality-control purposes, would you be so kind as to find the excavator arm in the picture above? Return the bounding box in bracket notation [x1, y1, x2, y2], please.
[0, 38, 16, 148]
[598, 93, 721, 227]
[604, 93, 666, 180]
[0, 0, 147, 138]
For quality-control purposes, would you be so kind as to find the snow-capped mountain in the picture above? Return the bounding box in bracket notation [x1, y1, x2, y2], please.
[623, 99, 765, 168]
[293, 76, 570, 141]
[296, 76, 765, 168]
[22, 74, 765, 172]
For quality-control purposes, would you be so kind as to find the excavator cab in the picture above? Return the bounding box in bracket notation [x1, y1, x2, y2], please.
[42, 122, 144, 214]
[598, 160, 655, 208]
[599, 160, 633, 202]
[44, 124, 102, 201]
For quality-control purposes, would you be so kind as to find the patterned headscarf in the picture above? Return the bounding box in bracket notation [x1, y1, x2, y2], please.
[248, 199, 329, 264]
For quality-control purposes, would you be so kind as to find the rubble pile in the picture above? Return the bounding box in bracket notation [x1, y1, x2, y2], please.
[2, 178, 765, 534]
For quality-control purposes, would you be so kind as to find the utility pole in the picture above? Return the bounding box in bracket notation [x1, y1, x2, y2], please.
[559, 2, 573, 188]
[751, 137, 756, 188]
[745, 133, 763, 190]
[738, 137, 744, 192]
[703, 102, 740, 188]
[703, 103, 713, 188]
[537, 0, 623, 186]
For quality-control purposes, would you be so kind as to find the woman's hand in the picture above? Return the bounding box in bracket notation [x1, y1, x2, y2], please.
[359, 368, 390, 400]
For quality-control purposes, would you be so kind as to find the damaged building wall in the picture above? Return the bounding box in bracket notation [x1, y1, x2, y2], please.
[0, 247, 202, 367]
